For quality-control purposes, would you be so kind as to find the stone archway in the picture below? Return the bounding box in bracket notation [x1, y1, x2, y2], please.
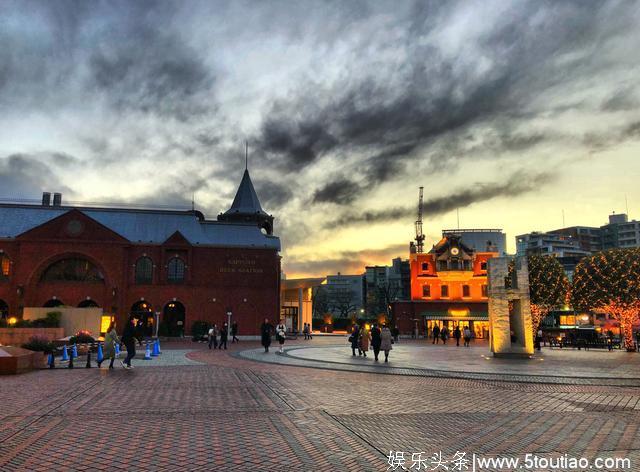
[163, 301, 185, 337]
[78, 299, 99, 308]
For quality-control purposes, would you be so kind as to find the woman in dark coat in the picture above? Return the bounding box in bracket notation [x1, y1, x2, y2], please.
[350, 324, 360, 356]
[370, 323, 382, 361]
[121, 315, 139, 370]
[260, 318, 273, 353]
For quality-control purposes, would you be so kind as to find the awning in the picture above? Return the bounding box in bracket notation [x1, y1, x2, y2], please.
[421, 313, 488, 321]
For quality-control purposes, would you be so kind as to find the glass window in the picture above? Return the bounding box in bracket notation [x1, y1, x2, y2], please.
[480, 261, 487, 271]
[421, 262, 429, 271]
[422, 285, 431, 297]
[481, 285, 488, 297]
[438, 260, 447, 271]
[135, 257, 153, 284]
[167, 257, 185, 283]
[40, 258, 104, 283]
[462, 285, 470, 297]
[0, 255, 10, 278]
[441, 285, 449, 297]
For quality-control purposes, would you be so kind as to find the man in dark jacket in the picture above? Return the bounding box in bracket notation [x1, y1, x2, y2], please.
[218, 323, 228, 350]
[350, 324, 360, 356]
[121, 316, 139, 369]
[453, 326, 461, 347]
[432, 325, 441, 344]
[260, 318, 273, 353]
[231, 321, 239, 343]
[370, 323, 382, 361]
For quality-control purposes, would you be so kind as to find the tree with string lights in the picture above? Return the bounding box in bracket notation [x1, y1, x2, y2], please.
[571, 248, 640, 351]
[527, 254, 569, 335]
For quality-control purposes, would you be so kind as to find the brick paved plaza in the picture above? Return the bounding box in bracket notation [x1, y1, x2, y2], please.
[2, 337, 640, 471]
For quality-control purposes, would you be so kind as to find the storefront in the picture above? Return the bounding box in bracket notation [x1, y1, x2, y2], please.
[424, 315, 489, 339]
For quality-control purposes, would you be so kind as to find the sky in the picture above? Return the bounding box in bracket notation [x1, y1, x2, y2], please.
[1, 0, 639, 278]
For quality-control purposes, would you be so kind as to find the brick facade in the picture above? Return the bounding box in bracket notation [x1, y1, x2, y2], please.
[0, 209, 281, 335]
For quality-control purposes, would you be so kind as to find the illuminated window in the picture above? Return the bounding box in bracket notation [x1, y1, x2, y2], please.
[481, 285, 488, 297]
[422, 285, 431, 297]
[462, 285, 470, 297]
[441, 285, 449, 297]
[559, 315, 576, 326]
[0, 255, 10, 278]
[40, 258, 104, 283]
[167, 257, 185, 283]
[135, 257, 153, 284]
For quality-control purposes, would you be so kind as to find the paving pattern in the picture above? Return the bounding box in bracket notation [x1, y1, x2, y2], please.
[1, 338, 639, 471]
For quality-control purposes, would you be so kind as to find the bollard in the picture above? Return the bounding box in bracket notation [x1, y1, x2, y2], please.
[68, 355, 74, 369]
[48, 353, 55, 369]
[152, 339, 160, 357]
[97, 343, 104, 363]
[72, 344, 78, 359]
[144, 342, 152, 360]
[86, 348, 92, 368]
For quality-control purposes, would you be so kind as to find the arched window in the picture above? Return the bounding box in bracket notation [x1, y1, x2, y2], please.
[78, 299, 99, 308]
[44, 299, 64, 308]
[0, 299, 8, 319]
[40, 258, 105, 283]
[167, 257, 185, 283]
[0, 254, 10, 279]
[135, 257, 153, 284]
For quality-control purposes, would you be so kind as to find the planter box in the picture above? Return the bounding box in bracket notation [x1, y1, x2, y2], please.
[0, 328, 65, 347]
[0, 346, 38, 375]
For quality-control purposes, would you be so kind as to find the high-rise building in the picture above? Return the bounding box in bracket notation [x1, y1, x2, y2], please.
[322, 273, 365, 318]
[601, 213, 640, 249]
[364, 258, 410, 317]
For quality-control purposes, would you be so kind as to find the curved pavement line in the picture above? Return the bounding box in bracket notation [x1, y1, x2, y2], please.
[236, 346, 640, 387]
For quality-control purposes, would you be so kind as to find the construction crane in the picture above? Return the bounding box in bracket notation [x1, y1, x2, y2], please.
[415, 186, 425, 253]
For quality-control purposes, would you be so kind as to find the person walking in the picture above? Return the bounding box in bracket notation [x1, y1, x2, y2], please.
[392, 325, 399, 343]
[260, 318, 273, 353]
[463, 326, 472, 347]
[453, 325, 461, 347]
[380, 324, 393, 363]
[231, 321, 239, 343]
[208, 323, 218, 350]
[359, 324, 371, 358]
[350, 324, 360, 356]
[99, 320, 119, 369]
[440, 325, 448, 344]
[303, 323, 309, 340]
[308, 323, 313, 340]
[120, 315, 139, 370]
[218, 322, 228, 350]
[432, 325, 440, 344]
[275, 321, 287, 353]
[371, 323, 382, 361]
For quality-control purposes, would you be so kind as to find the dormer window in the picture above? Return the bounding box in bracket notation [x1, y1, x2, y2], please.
[421, 262, 429, 271]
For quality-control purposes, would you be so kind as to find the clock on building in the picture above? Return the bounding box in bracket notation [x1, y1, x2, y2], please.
[450, 247, 460, 256]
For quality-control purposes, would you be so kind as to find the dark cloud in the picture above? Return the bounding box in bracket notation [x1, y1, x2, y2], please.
[0, 154, 75, 199]
[312, 179, 362, 205]
[254, 180, 293, 209]
[326, 171, 555, 228]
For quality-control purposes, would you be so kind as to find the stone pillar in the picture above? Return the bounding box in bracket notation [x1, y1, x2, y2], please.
[488, 256, 534, 358]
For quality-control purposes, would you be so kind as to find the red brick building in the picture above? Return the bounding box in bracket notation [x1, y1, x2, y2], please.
[0, 169, 281, 336]
[392, 234, 497, 338]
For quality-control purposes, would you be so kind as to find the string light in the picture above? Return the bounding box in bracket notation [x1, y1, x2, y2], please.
[572, 248, 640, 351]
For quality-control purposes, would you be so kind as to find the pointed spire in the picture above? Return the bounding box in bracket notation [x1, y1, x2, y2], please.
[245, 140, 248, 170]
[225, 168, 266, 215]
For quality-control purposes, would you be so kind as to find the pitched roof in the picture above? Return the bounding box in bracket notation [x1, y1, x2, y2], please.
[0, 204, 280, 250]
[224, 169, 268, 216]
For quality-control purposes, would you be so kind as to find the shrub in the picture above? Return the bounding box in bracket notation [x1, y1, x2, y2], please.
[191, 320, 210, 341]
[69, 331, 95, 344]
[22, 336, 56, 353]
[14, 318, 33, 328]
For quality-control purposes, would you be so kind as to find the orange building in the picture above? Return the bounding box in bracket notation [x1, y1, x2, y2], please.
[392, 233, 498, 338]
